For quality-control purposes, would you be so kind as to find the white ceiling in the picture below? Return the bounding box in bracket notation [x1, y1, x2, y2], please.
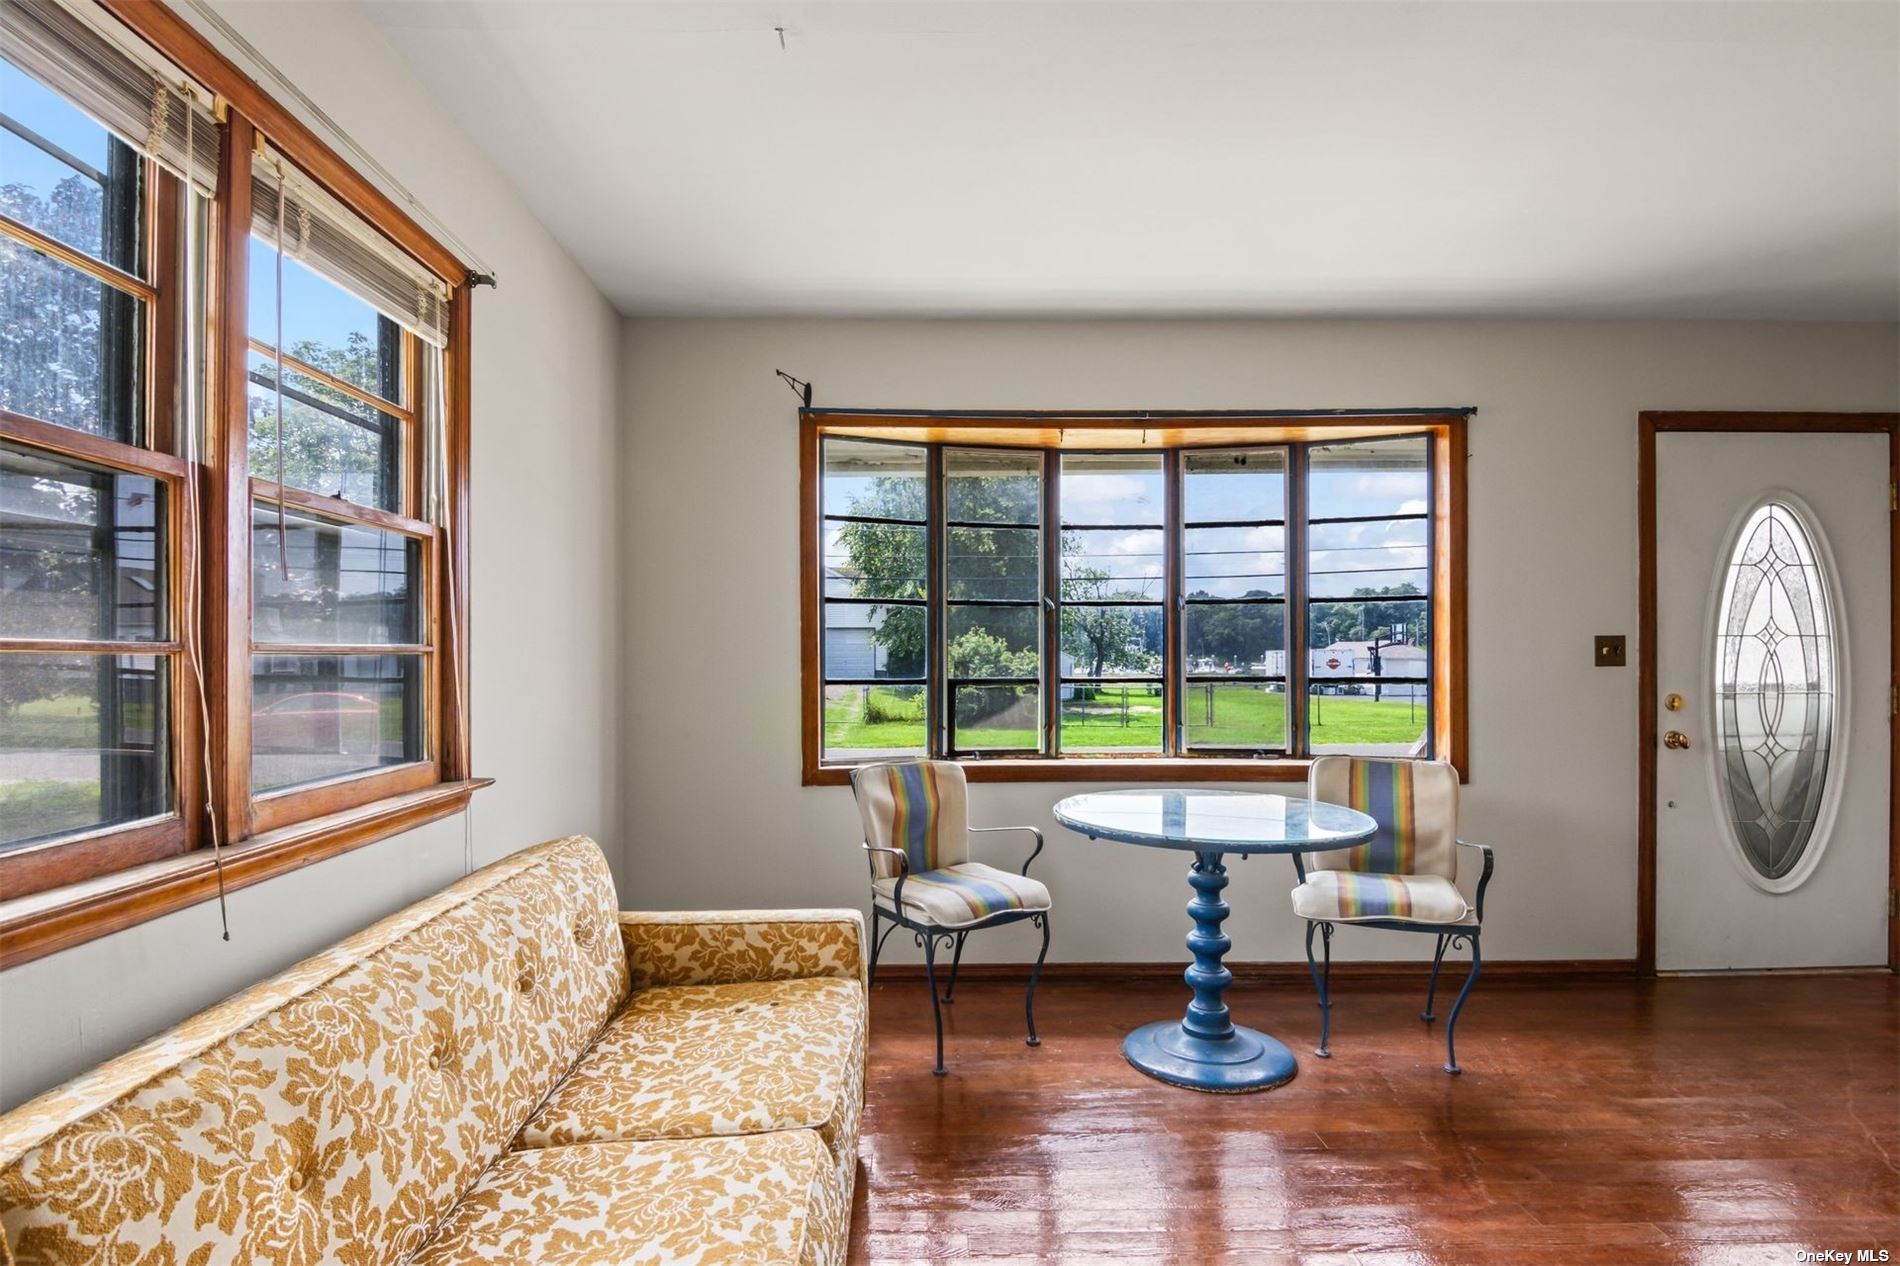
[364, 0, 1899, 320]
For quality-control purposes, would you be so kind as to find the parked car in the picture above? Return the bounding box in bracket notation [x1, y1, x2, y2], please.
[253, 690, 379, 755]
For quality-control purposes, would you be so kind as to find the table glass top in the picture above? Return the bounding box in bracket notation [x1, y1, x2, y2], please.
[1052, 789, 1377, 854]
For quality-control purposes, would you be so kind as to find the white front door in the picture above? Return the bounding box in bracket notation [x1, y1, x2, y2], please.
[1655, 430, 1891, 971]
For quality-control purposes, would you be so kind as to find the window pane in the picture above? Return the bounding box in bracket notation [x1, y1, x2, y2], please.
[248, 237, 402, 405]
[1307, 681, 1429, 757]
[947, 525, 1038, 602]
[948, 605, 1039, 678]
[1308, 517, 1429, 600]
[251, 653, 423, 792]
[952, 684, 1039, 751]
[248, 356, 400, 510]
[1184, 681, 1287, 751]
[1060, 452, 1163, 526]
[1, 444, 164, 641]
[1307, 599, 1430, 664]
[1184, 525, 1284, 599]
[1308, 436, 1429, 521]
[1060, 527, 1164, 600]
[824, 520, 925, 600]
[946, 449, 1039, 525]
[0, 57, 143, 274]
[1183, 448, 1285, 524]
[823, 682, 924, 760]
[823, 603, 923, 681]
[823, 438, 925, 522]
[0, 238, 143, 442]
[0, 653, 169, 849]
[1059, 681, 1162, 753]
[1183, 603, 1283, 676]
[252, 504, 421, 645]
[1060, 605, 1163, 678]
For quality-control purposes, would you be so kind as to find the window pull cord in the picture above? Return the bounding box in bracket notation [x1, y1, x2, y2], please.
[181, 112, 229, 940]
[273, 161, 289, 580]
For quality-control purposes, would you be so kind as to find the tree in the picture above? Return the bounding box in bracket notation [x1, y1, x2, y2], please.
[1183, 590, 1284, 668]
[1308, 582, 1427, 648]
[1060, 567, 1159, 679]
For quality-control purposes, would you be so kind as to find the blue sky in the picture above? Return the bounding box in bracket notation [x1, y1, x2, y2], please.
[5, 55, 377, 360]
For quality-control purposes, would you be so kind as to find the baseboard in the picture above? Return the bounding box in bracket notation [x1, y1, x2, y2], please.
[872, 958, 1639, 985]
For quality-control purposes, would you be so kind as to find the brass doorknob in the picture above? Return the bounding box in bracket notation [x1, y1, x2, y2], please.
[1663, 731, 1691, 750]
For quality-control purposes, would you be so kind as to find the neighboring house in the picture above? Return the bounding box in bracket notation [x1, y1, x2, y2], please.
[823, 568, 891, 678]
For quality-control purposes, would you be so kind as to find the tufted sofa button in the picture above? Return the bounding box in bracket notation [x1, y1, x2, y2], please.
[286, 1169, 309, 1193]
[517, 971, 536, 995]
[573, 919, 595, 946]
[427, 1050, 443, 1072]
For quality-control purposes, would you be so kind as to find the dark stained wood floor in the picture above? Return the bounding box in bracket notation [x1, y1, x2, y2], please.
[847, 973, 1900, 1264]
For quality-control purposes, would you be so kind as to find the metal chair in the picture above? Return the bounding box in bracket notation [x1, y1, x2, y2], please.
[1291, 756, 1494, 1074]
[850, 759, 1053, 1076]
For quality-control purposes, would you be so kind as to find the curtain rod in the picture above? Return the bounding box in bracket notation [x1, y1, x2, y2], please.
[800, 407, 1476, 420]
[173, 0, 497, 283]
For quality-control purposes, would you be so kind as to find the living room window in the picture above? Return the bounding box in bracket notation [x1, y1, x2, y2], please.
[0, 1, 479, 966]
[802, 412, 1467, 784]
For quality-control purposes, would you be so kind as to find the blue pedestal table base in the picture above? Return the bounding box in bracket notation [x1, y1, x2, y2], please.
[1121, 850, 1299, 1093]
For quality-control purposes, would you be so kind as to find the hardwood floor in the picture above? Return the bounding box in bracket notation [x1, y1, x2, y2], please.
[848, 972, 1899, 1263]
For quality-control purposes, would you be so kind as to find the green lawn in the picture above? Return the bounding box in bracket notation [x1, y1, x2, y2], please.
[824, 683, 1427, 753]
[0, 779, 102, 847]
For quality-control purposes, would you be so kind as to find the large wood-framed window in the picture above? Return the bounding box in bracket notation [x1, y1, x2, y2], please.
[801, 411, 1468, 786]
[0, 0, 482, 968]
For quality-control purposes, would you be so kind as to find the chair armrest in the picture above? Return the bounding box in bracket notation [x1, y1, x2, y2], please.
[618, 909, 866, 991]
[970, 824, 1045, 876]
[1455, 840, 1494, 925]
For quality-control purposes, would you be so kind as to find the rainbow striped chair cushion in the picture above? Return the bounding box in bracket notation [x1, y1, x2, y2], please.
[1290, 870, 1470, 925]
[872, 863, 1052, 930]
[850, 760, 971, 879]
[1304, 756, 1459, 880]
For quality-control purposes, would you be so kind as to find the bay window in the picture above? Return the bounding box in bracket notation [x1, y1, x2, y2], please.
[802, 412, 1467, 784]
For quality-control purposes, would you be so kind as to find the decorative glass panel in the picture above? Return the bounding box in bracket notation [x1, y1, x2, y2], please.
[1713, 501, 1837, 882]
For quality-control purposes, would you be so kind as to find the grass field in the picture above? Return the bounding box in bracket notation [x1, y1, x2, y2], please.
[0, 779, 103, 847]
[824, 683, 1427, 754]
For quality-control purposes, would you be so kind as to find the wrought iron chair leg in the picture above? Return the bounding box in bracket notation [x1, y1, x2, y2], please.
[1025, 913, 1051, 1047]
[867, 910, 882, 989]
[1305, 920, 1334, 1058]
[1422, 933, 1449, 1022]
[921, 932, 947, 1077]
[1443, 936, 1482, 1075]
[942, 931, 967, 1004]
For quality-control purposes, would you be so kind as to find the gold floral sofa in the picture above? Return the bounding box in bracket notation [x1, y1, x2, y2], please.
[0, 835, 866, 1265]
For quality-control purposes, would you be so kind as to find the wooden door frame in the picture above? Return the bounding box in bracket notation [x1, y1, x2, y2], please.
[1637, 411, 1900, 976]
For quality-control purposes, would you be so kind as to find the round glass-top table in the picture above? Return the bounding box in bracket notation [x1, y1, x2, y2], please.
[1053, 789, 1377, 1093]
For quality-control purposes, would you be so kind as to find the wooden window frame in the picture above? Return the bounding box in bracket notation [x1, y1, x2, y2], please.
[0, 1, 484, 970]
[800, 410, 1470, 786]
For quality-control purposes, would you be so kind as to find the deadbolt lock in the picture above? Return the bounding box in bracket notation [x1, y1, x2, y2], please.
[1664, 693, 1685, 712]
[1663, 730, 1691, 750]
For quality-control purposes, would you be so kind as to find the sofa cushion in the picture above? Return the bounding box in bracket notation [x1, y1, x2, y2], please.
[517, 977, 863, 1170]
[411, 1132, 845, 1266]
[0, 837, 630, 1266]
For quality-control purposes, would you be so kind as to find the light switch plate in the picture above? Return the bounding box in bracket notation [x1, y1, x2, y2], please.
[1595, 635, 1627, 667]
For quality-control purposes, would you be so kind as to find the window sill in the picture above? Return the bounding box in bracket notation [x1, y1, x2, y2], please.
[805, 757, 1317, 787]
[0, 778, 492, 970]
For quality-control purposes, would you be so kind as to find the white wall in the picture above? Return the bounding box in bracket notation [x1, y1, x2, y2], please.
[0, 0, 623, 1110]
[619, 317, 1897, 969]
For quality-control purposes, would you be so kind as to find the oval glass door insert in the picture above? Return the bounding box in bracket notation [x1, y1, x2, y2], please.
[1712, 500, 1838, 883]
